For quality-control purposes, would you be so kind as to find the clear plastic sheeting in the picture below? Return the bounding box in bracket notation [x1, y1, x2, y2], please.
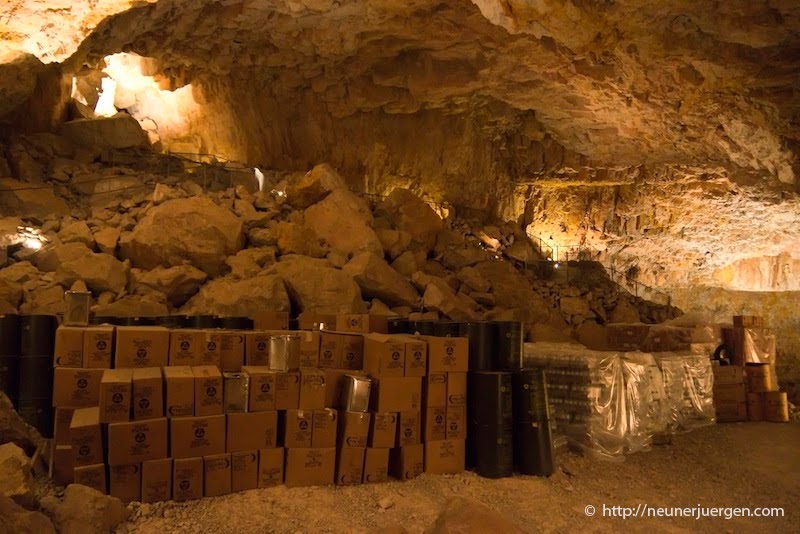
[652, 353, 716, 433]
[622, 352, 669, 452]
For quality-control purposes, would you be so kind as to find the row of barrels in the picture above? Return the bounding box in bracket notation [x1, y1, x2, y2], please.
[91, 315, 255, 330]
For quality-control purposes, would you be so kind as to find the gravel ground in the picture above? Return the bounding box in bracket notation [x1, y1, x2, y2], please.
[118, 422, 799, 534]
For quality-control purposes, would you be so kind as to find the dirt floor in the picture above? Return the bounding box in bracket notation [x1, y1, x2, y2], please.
[118, 422, 800, 534]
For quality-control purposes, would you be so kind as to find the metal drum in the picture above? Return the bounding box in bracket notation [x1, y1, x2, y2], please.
[190, 315, 218, 329]
[0, 314, 21, 404]
[468, 423, 514, 478]
[268, 334, 301, 372]
[218, 317, 254, 331]
[514, 421, 555, 476]
[494, 321, 524, 370]
[387, 319, 410, 334]
[19, 315, 57, 437]
[117, 316, 157, 326]
[156, 315, 189, 329]
[468, 371, 513, 426]
[409, 320, 436, 335]
[460, 321, 494, 371]
[513, 369, 549, 422]
[20, 314, 57, 356]
[433, 321, 461, 338]
[90, 316, 121, 325]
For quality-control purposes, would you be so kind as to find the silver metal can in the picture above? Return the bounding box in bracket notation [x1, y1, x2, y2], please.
[269, 334, 301, 372]
[223, 372, 250, 413]
[341, 375, 371, 413]
[63, 291, 92, 326]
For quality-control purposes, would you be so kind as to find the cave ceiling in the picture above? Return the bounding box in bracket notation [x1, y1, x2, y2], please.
[1, 0, 799, 183]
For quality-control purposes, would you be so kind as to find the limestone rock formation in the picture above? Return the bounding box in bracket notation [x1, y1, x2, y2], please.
[268, 255, 366, 314]
[344, 252, 420, 308]
[609, 300, 641, 324]
[33, 243, 92, 272]
[423, 277, 480, 321]
[0, 393, 41, 456]
[0, 496, 55, 534]
[91, 296, 168, 317]
[59, 115, 149, 150]
[55, 252, 129, 294]
[376, 229, 412, 260]
[41, 484, 129, 534]
[92, 227, 120, 254]
[275, 222, 326, 259]
[0, 179, 69, 218]
[181, 274, 290, 317]
[472, 260, 550, 326]
[226, 247, 277, 278]
[0, 443, 33, 506]
[285, 163, 347, 209]
[304, 189, 383, 257]
[130, 265, 207, 307]
[379, 189, 443, 252]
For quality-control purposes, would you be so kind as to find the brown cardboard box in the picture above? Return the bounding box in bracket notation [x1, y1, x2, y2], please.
[109, 464, 141, 503]
[54, 407, 74, 446]
[54, 326, 84, 367]
[198, 330, 223, 366]
[282, 410, 313, 448]
[401, 335, 427, 377]
[747, 392, 764, 421]
[368, 413, 397, 448]
[763, 391, 789, 422]
[114, 326, 170, 368]
[299, 368, 326, 410]
[733, 315, 764, 328]
[53, 368, 103, 407]
[173, 457, 203, 501]
[447, 373, 467, 406]
[423, 373, 447, 406]
[253, 311, 290, 331]
[422, 406, 446, 442]
[422, 336, 468, 372]
[141, 458, 172, 503]
[99, 369, 132, 423]
[52, 445, 74, 486]
[257, 447, 285, 488]
[716, 402, 747, 423]
[362, 448, 389, 483]
[203, 453, 231, 497]
[69, 407, 103, 467]
[712, 365, 744, 385]
[245, 332, 270, 366]
[275, 371, 300, 410]
[231, 450, 259, 492]
[424, 439, 464, 474]
[714, 383, 747, 403]
[163, 366, 194, 417]
[243, 366, 276, 411]
[312, 409, 338, 448]
[83, 326, 114, 368]
[339, 412, 371, 448]
[363, 334, 405, 377]
[335, 447, 365, 485]
[132, 367, 163, 420]
[74, 463, 106, 494]
[170, 415, 226, 459]
[284, 447, 336, 487]
[169, 330, 204, 366]
[299, 330, 321, 367]
[318, 332, 342, 368]
[322, 368, 367, 409]
[342, 332, 364, 369]
[396, 411, 420, 446]
[336, 314, 389, 334]
[192, 366, 223, 416]
[220, 331, 245, 372]
[446, 405, 466, 439]
[606, 323, 650, 351]
[298, 312, 336, 330]
[370, 377, 422, 412]
[107, 417, 168, 465]
[390, 444, 423, 480]
[227, 411, 278, 451]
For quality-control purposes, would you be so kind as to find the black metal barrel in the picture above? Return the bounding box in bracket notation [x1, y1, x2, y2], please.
[217, 317, 254, 330]
[90, 316, 120, 326]
[434, 321, 461, 338]
[190, 315, 218, 329]
[0, 314, 21, 404]
[467, 423, 514, 478]
[494, 321, 523, 370]
[387, 319, 410, 334]
[512, 369, 555, 476]
[156, 315, 189, 329]
[468, 371, 513, 426]
[18, 315, 57, 437]
[409, 320, 436, 335]
[460, 321, 494, 371]
[117, 316, 157, 326]
[513, 369, 549, 422]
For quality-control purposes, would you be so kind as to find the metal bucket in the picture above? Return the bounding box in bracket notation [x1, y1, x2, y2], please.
[269, 334, 301, 372]
[341, 375, 371, 412]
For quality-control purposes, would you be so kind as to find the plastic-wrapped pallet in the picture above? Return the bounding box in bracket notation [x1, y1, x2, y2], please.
[622, 352, 669, 453]
[653, 352, 715, 432]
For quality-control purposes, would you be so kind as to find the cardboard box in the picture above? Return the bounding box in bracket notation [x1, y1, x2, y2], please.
[606, 323, 650, 351]
[109, 464, 141, 503]
[390, 444, 423, 480]
[245, 332, 271, 366]
[343, 332, 365, 370]
[282, 410, 313, 448]
[170, 415, 226, 459]
[114, 326, 170, 368]
[422, 336, 468, 372]
[99, 369, 132, 423]
[447, 373, 467, 406]
[73, 463, 106, 494]
[322, 368, 367, 409]
[198, 330, 222, 366]
[53, 368, 103, 407]
[423, 373, 447, 406]
[52, 445, 74, 486]
[396, 411, 420, 447]
[107, 418, 168, 466]
[423, 406, 446, 442]
[370, 377, 422, 412]
[363, 334, 405, 377]
[714, 383, 747, 403]
[733, 315, 763, 328]
[83, 326, 114, 368]
[362, 448, 389, 483]
[312, 409, 338, 448]
[368, 413, 398, 448]
[716, 402, 747, 423]
[203, 453, 231, 497]
[243, 366, 276, 411]
[141, 458, 172, 503]
[54, 326, 84, 367]
[299, 330, 320, 367]
[192, 366, 223, 416]
[132, 367, 163, 420]
[275, 371, 300, 410]
[318, 332, 342, 368]
[69, 407, 104, 467]
[253, 311, 290, 331]
[227, 411, 278, 452]
[712, 365, 744, 385]
[335, 447, 365, 485]
[297, 312, 336, 330]
[401, 336, 427, 377]
[299, 368, 326, 410]
[446, 405, 466, 439]
[173, 457, 203, 501]
[163, 366, 194, 417]
[336, 314, 389, 334]
[424, 439, 464, 474]
[220, 331, 245, 372]
[339, 412, 371, 448]
[231, 450, 259, 492]
[257, 448, 285, 488]
[54, 407, 74, 446]
[747, 392, 764, 421]
[169, 330, 204, 366]
[284, 448, 336, 488]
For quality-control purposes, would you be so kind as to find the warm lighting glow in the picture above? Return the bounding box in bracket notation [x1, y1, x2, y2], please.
[254, 168, 265, 192]
[23, 238, 43, 250]
[94, 77, 118, 117]
[554, 262, 561, 269]
[16, 226, 48, 250]
[272, 189, 286, 198]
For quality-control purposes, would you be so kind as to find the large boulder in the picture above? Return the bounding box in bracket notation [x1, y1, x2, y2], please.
[423, 278, 480, 321]
[304, 189, 383, 257]
[0, 496, 55, 534]
[0, 279, 22, 310]
[59, 114, 149, 150]
[560, 296, 590, 317]
[457, 266, 491, 293]
[19, 285, 66, 315]
[92, 227, 120, 255]
[378, 189, 443, 251]
[0, 392, 42, 456]
[267, 255, 366, 314]
[0, 262, 40, 285]
[609, 300, 641, 323]
[275, 222, 326, 258]
[343, 252, 420, 308]
[33, 243, 92, 272]
[181, 275, 290, 316]
[91, 296, 168, 317]
[0, 179, 70, 218]
[119, 197, 244, 276]
[130, 265, 207, 307]
[376, 229, 412, 260]
[425, 496, 525, 534]
[0, 443, 33, 506]
[41, 484, 129, 534]
[226, 247, 277, 278]
[576, 320, 608, 350]
[285, 163, 347, 209]
[58, 222, 95, 248]
[472, 261, 550, 325]
[55, 252, 129, 294]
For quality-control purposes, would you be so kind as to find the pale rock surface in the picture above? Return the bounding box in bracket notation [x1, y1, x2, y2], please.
[343, 252, 420, 308]
[0, 443, 33, 506]
[268, 255, 366, 314]
[152, 183, 183, 204]
[0, 261, 39, 284]
[609, 300, 641, 323]
[248, 226, 279, 247]
[19, 285, 66, 315]
[275, 222, 326, 258]
[369, 299, 396, 316]
[0, 179, 69, 218]
[457, 266, 491, 293]
[423, 277, 480, 321]
[376, 228, 412, 260]
[285, 163, 347, 209]
[91, 296, 168, 317]
[33, 243, 92, 272]
[576, 320, 609, 350]
[58, 221, 95, 248]
[425, 496, 525, 534]
[41, 484, 129, 534]
[131, 265, 207, 307]
[59, 115, 149, 150]
[55, 252, 128, 294]
[472, 261, 550, 326]
[0, 392, 41, 455]
[181, 274, 290, 316]
[0, 278, 22, 310]
[225, 247, 277, 278]
[379, 189, 443, 252]
[93, 226, 120, 254]
[304, 189, 383, 257]
[560, 296, 591, 317]
[0, 496, 55, 534]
